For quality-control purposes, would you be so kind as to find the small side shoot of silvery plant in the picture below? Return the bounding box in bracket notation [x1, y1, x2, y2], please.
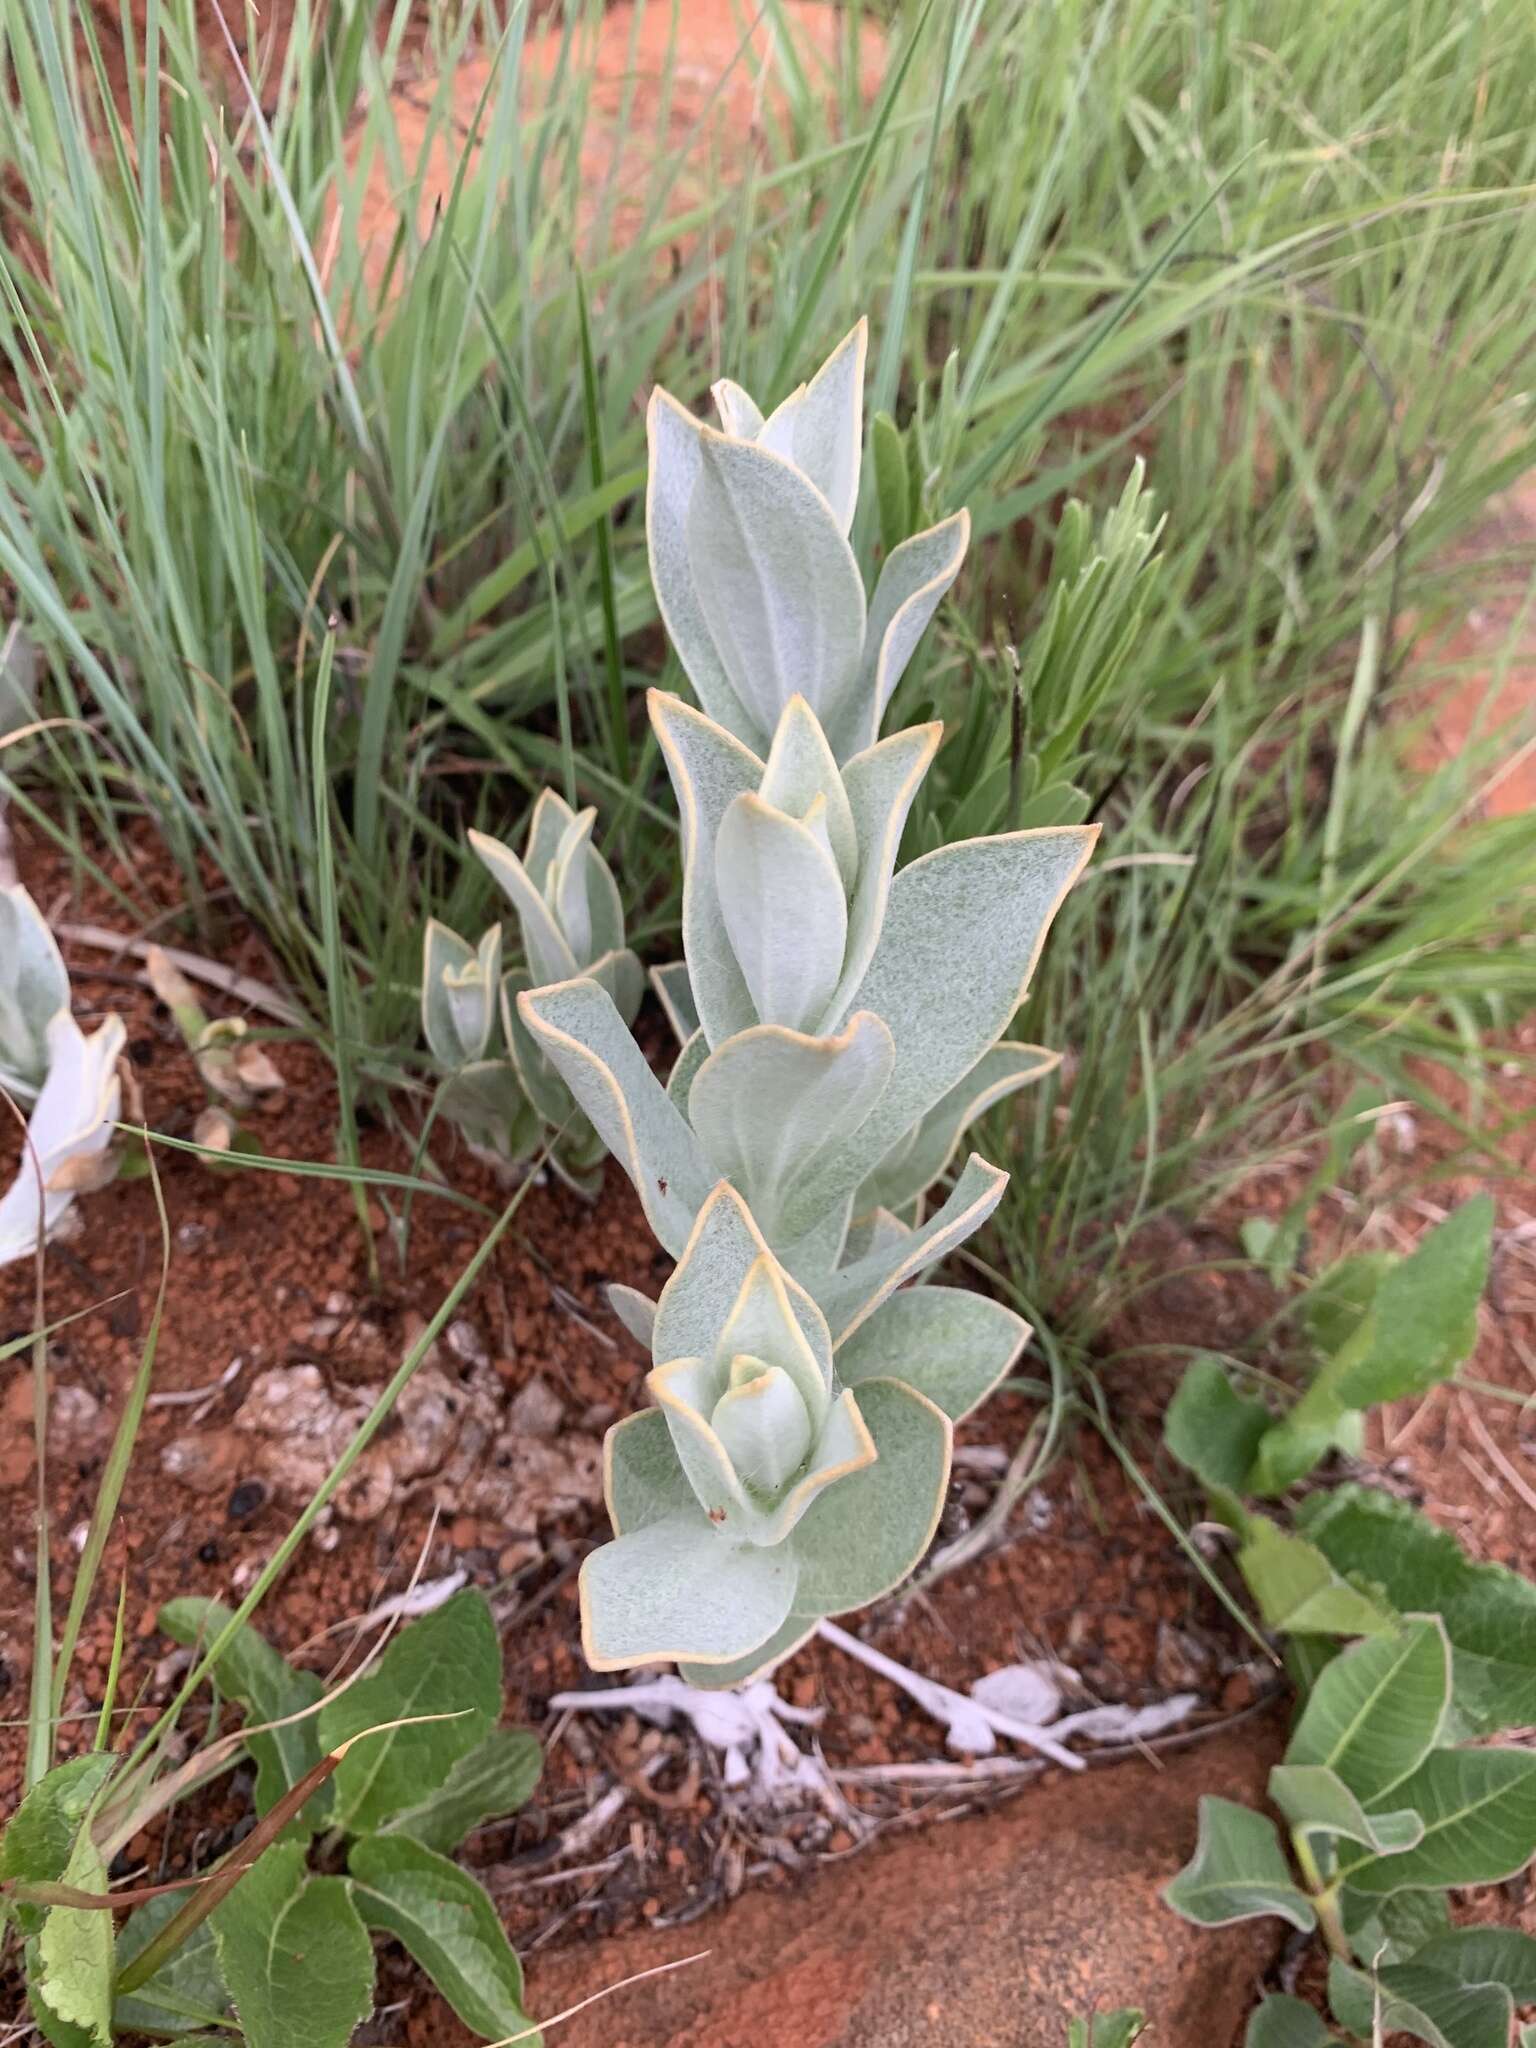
[422, 788, 642, 1192]
[510, 323, 1097, 1682]
[0, 881, 124, 1268]
[0, 1589, 545, 2048]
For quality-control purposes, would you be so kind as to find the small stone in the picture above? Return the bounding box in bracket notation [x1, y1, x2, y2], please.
[1220, 1670, 1256, 1712]
[507, 1375, 565, 1440]
[497, 1539, 541, 1577]
[641, 1896, 661, 1919]
[324, 1290, 353, 1316]
[580, 1401, 617, 1432]
[446, 1319, 488, 1366]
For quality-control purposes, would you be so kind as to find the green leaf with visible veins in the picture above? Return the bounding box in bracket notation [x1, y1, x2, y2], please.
[35, 1826, 113, 2047]
[318, 1590, 501, 1834]
[1237, 1519, 1396, 1639]
[1297, 1486, 1536, 1738]
[376, 1724, 542, 1853]
[1328, 1957, 1511, 2048]
[350, 1834, 541, 2043]
[1283, 1618, 1450, 1805]
[115, 1890, 232, 2036]
[1245, 1995, 1341, 2048]
[1164, 1357, 1272, 1496]
[1412, 1927, 1536, 2000]
[210, 1842, 374, 2048]
[1268, 1765, 1422, 1856]
[0, 1753, 116, 1939]
[158, 1596, 328, 1824]
[1342, 1748, 1536, 1895]
[1162, 1797, 1316, 1931]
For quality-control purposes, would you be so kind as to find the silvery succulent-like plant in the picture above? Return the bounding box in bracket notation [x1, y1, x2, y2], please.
[425, 791, 642, 1187]
[586, 1181, 1029, 1686]
[0, 881, 70, 1105]
[513, 326, 1096, 1673]
[648, 320, 971, 764]
[0, 887, 124, 1268]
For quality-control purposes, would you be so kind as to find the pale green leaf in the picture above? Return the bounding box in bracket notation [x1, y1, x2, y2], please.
[1342, 1748, 1536, 1895]
[678, 1613, 818, 1691]
[787, 1380, 951, 1617]
[835, 511, 969, 758]
[467, 829, 579, 989]
[1328, 1197, 1493, 1410]
[753, 320, 865, 536]
[833, 1284, 1027, 1421]
[649, 960, 700, 1045]
[715, 792, 848, 1031]
[0, 1753, 117, 1938]
[648, 689, 766, 1046]
[1268, 1764, 1423, 1855]
[1162, 1797, 1317, 1930]
[854, 1040, 1059, 1217]
[579, 1512, 798, 1671]
[35, 1827, 113, 2047]
[211, 1843, 374, 2048]
[349, 1835, 539, 2044]
[687, 1013, 894, 1246]
[1237, 1519, 1396, 1638]
[517, 976, 714, 1258]
[377, 1726, 542, 1855]
[1284, 1618, 1450, 1804]
[318, 1590, 500, 1835]
[814, 1152, 1009, 1342]
[823, 721, 941, 1025]
[688, 427, 866, 750]
[604, 1407, 702, 1536]
[842, 826, 1097, 1164]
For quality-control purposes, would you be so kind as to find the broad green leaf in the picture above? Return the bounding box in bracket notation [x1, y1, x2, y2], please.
[1328, 1197, 1493, 1411]
[115, 1893, 231, 2036]
[211, 1843, 374, 2048]
[35, 1826, 113, 2047]
[377, 1726, 542, 1855]
[1164, 1358, 1272, 1496]
[580, 1513, 798, 1671]
[0, 1753, 116, 1938]
[1297, 1486, 1536, 1737]
[1342, 1748, 1536, 1895]
[1162, 1797, 1316, 1931]
[318, 1590, 501, 1835]
[1328, 1957, 1512, 2048]
[1284, 1619, 1450, 1804]
[833, 1284, 1028, 1421]
[1237, 1519, 1396, 1639]
[158, 1597, 327, 1822]
[1343, 1884, 1451, 1963]
[1245, 1995, 1340, 2048]
[349, 1835, 540, 2044]
[1301, 1253, 1392, 1357]
[1413, 1928, 1536, 1999]
[1268, 1765, 1422, 1856]
[1085, 2010, 1145, 2048]
[787, 1379, 952, 1617]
